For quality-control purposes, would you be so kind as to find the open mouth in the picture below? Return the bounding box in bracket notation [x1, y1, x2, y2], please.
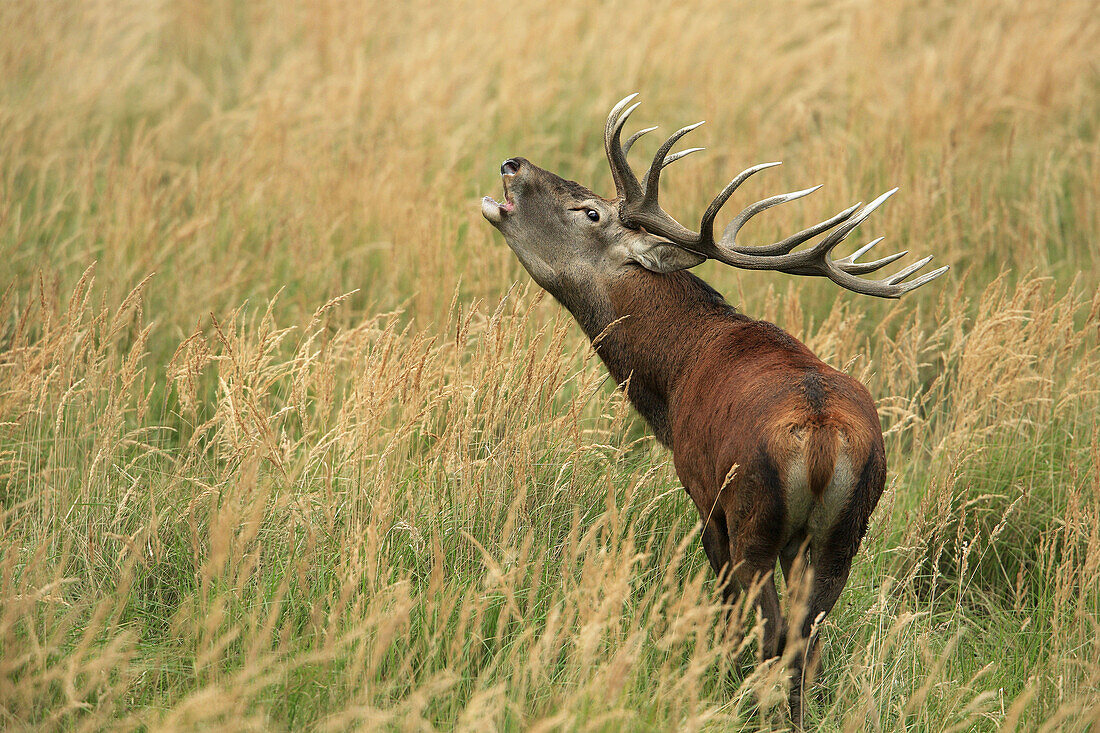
[479, 161, 517, 224]
[481, 178, 515, 224]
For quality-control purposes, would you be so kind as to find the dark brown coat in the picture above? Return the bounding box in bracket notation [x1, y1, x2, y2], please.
[590, 267, 886, 716]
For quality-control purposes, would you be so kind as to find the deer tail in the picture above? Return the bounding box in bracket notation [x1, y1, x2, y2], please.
[807, 425, 838, 499]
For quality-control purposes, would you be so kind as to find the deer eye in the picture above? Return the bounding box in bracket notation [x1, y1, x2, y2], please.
[585, 209, 600, 222]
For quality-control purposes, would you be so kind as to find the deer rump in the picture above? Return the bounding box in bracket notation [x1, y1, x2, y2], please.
[669, 326, 884, 573]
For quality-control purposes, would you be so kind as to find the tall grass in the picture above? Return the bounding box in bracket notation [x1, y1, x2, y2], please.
[2, 0, 1098, 729]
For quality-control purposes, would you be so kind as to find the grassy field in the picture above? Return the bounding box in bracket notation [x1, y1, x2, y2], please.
[2, 0, 1099, 729]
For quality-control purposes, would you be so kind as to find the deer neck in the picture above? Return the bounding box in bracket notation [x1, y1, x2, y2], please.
[556, 268, 745, 446]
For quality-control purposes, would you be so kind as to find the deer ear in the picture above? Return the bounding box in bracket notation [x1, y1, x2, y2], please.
[626, 232, 706, 273]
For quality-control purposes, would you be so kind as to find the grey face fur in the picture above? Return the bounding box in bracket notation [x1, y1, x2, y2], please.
[481, 157, 705, 296]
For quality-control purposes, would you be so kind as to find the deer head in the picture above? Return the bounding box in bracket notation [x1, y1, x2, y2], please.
[481, 155, 704, 298]
[483, 94, 947, 299]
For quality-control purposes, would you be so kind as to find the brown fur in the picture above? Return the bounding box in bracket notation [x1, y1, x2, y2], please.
[806, 426, 837, 498]
[588, 266, 886, 726]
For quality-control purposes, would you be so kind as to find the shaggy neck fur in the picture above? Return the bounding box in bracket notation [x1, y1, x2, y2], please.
[555, 267, 746, 445]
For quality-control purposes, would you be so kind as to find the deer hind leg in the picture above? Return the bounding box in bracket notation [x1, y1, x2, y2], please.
[786, 452, 885, 729]
[730, 557, 784, 661]
[786, 548, 852, 729]
[778, 533, 811, 658]
[699, 513, 738, 606]
[729, 550, 788, 727]
[726, 454, 788, 661]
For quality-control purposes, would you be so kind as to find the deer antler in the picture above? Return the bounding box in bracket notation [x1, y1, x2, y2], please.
[604, 94, 948, 298]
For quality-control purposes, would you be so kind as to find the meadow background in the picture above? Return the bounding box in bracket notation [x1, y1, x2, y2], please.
[2, 0, 1099, 729]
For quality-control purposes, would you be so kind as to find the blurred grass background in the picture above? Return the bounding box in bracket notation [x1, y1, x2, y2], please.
[1, 0, 1098, 729]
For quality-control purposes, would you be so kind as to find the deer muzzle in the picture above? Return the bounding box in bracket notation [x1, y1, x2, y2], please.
[481, 159, 520, 224]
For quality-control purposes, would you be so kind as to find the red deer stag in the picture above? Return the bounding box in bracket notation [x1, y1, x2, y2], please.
[481, 95, 947, 726]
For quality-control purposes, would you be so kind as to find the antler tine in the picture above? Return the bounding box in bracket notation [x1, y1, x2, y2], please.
[719, 184, 823, 250]
[603, 97, 702, 241]
[810, 188, 899, 256]
[697, 162, 861, 258]
[706, 188, 948, 297]
[836, 235, 888, 267]
[823, 260, 949, 298]
[640, 121, 705, 207]
[762, 189, 897, 275]
[893, 264, 950, 293]
[622, 126, 657, 155]
[785, 189, 949, 297]
[738, 202, 863, 257]
[697, 162, 783, 244]
[834, 237, 909, 275]
[640, 147, 705, 189]
[660, 147, 705, 169]
[604, 94, 644, 200]
[840, 237, 883, 263]
[884, 255, 934, 284]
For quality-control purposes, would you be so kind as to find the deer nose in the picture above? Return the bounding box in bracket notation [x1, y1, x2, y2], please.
[501, 159, 521, 176]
